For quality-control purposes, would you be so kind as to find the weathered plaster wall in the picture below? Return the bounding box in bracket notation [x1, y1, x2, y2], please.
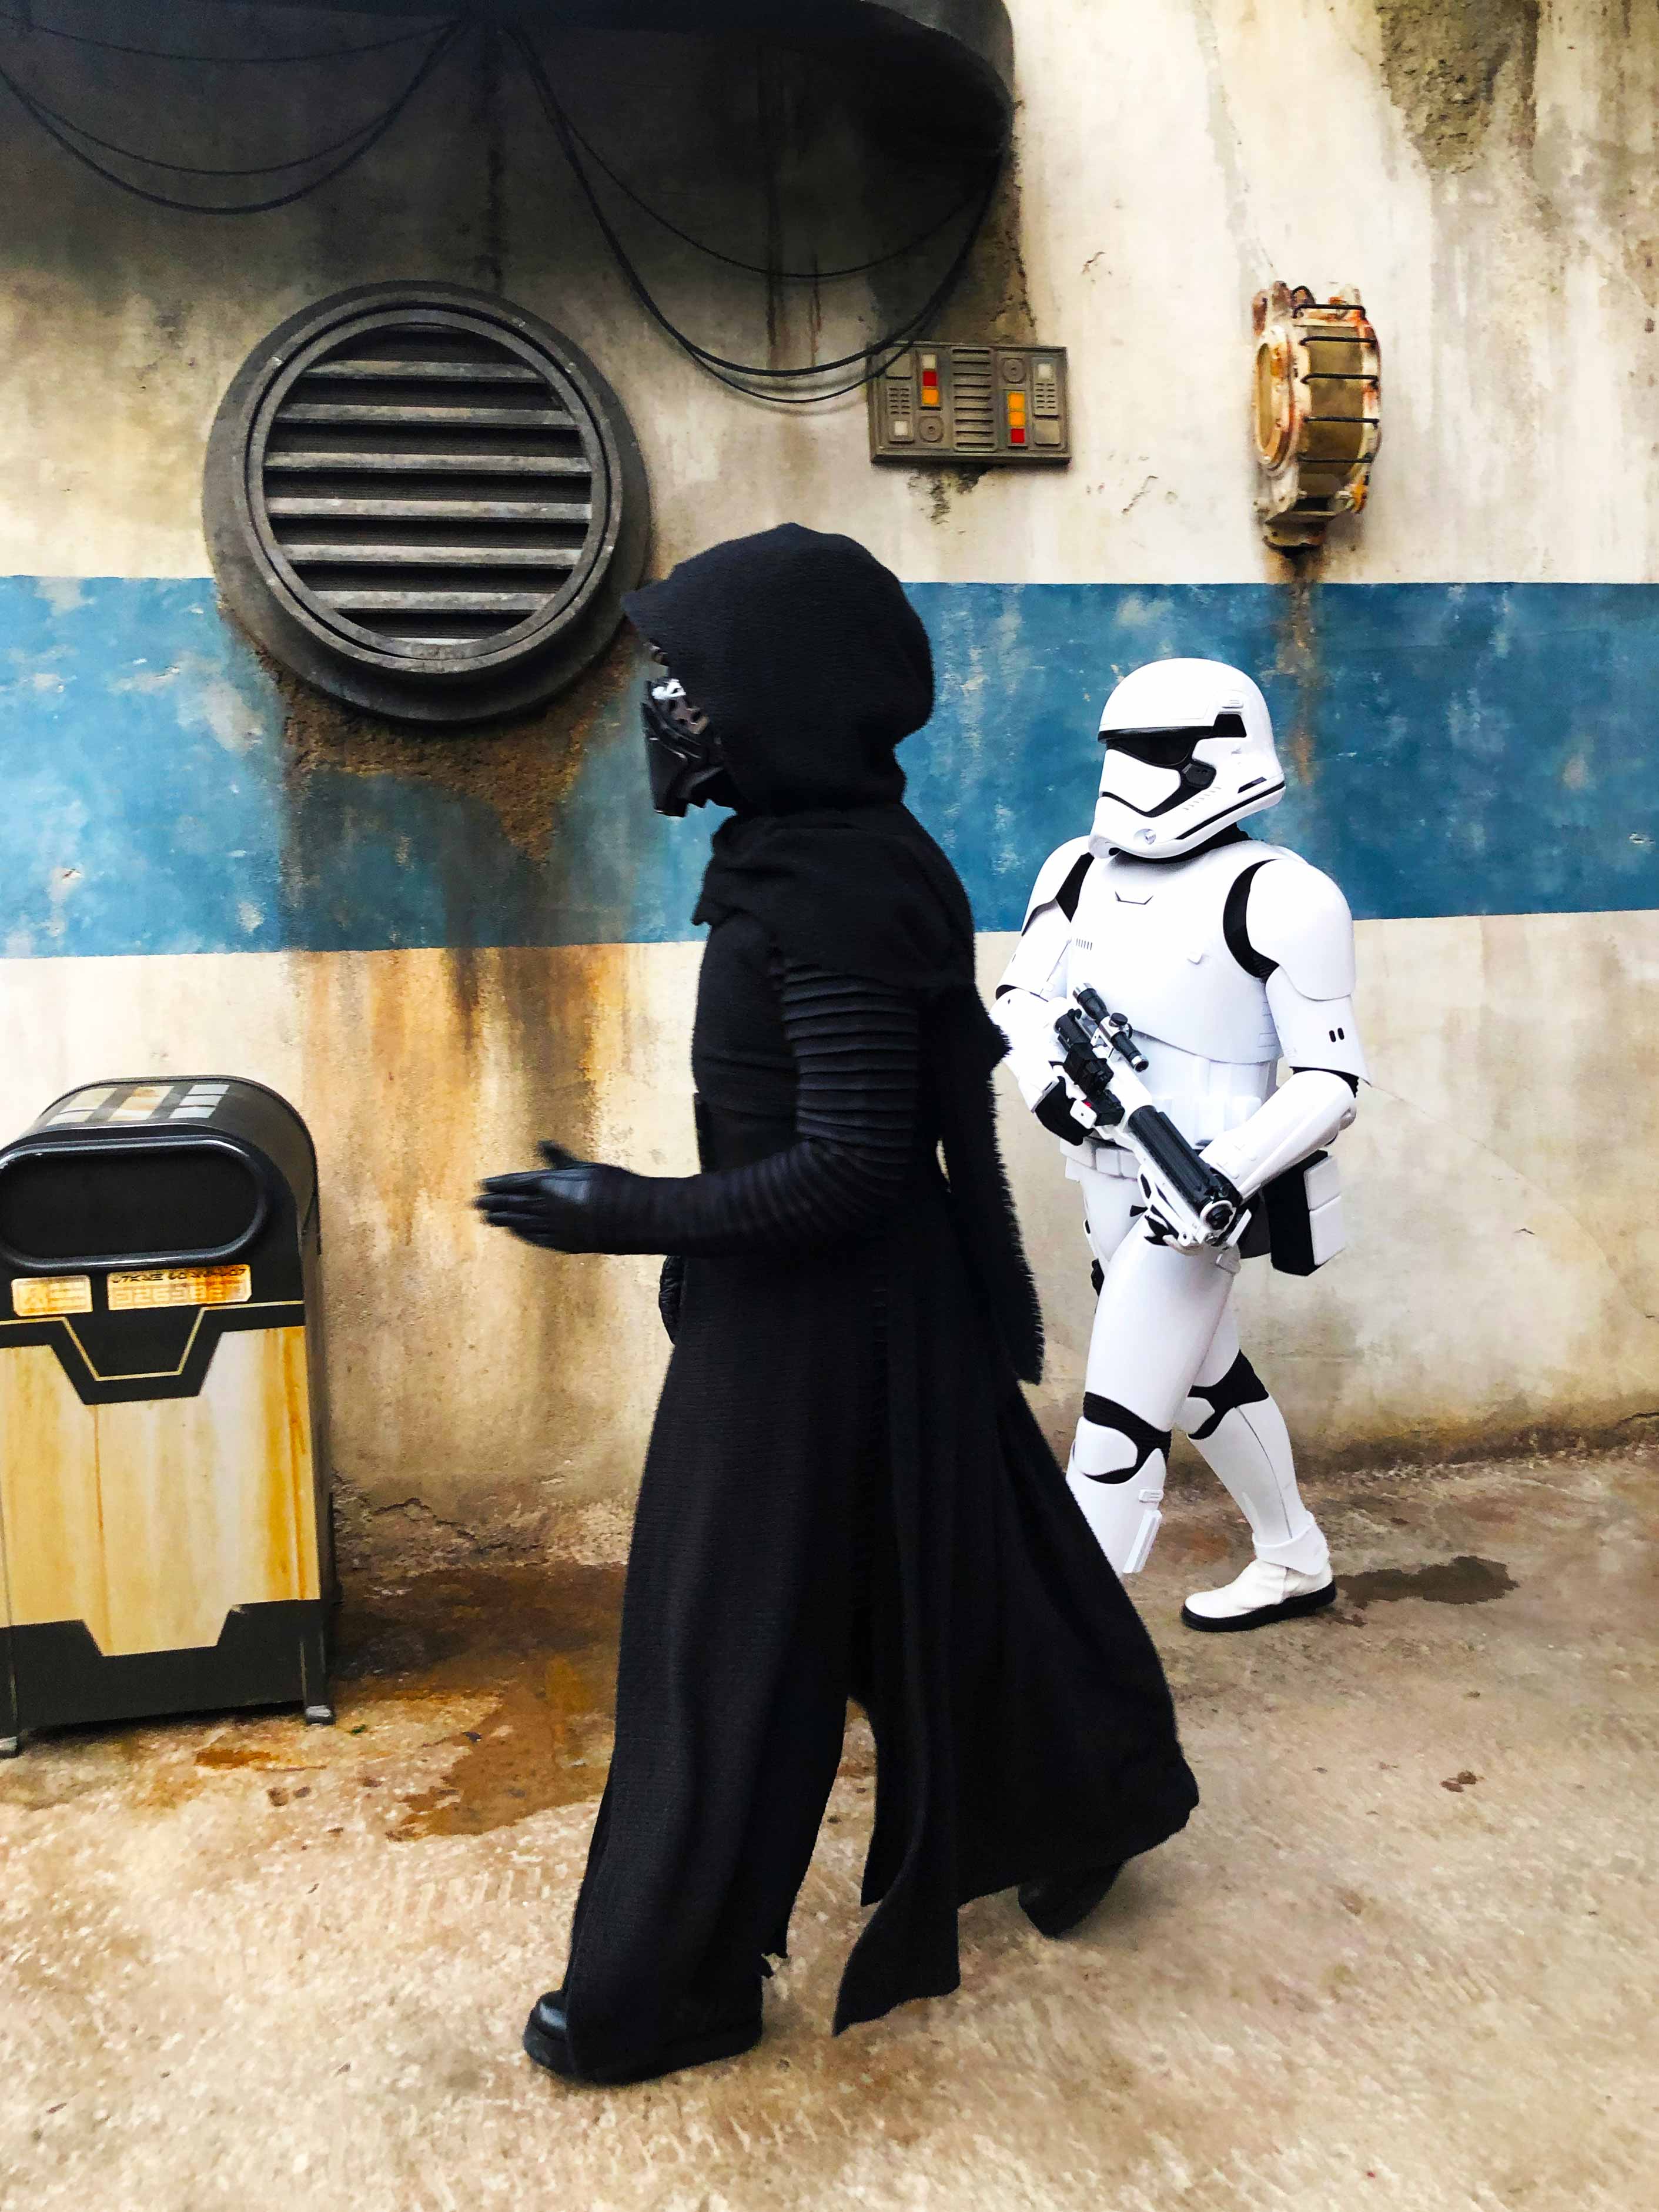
[6, 0, 1657, 587]
[1, 0, 1656, 1564]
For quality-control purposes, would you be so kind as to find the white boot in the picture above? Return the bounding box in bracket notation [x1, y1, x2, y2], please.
[1179, 1346, 1334, 1619]
[1180, 1556, 1336, 1633]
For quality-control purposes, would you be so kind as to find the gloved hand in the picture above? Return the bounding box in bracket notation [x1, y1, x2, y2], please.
[476, 1141, 616, 1253]
[1134, 1175, 1185, 1249]
[1033, 1071, 1098, 1149]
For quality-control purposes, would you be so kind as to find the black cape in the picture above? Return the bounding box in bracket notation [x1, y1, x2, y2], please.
[560, 528, 1196, 2074]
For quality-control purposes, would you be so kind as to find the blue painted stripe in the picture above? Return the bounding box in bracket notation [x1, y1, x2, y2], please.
[0, 577, 1654, 959]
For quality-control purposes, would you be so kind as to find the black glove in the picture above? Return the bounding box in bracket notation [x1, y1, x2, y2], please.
[476, 1141, 617, 1254]
[658, 1254, 687, 1342]
[1033, 1077, 1095, 1149]
[1133, 1174, 1181, 1249]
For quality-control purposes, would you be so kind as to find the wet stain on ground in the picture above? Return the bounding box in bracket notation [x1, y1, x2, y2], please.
[1341, 1555, 1517, 1609]
[194, 1743, 329, 1773]
[330, 1560, 626, 1838]
[1, 1563, 630, 1835]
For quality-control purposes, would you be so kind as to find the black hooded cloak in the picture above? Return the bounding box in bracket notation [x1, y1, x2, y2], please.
[554, 526, 1196, 2077]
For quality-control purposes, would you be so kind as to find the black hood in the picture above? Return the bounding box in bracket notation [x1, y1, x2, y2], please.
[622, 523, 934, 814]
[628, 524, 1041, 1383]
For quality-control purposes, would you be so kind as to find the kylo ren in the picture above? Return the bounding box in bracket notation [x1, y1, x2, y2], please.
[477, 524, 1198, 2086]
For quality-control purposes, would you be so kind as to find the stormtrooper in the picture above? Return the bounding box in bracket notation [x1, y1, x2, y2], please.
[995, 658, 1367, 1631]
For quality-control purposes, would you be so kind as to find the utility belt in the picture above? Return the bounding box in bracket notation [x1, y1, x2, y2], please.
[1079, 1139, 1344, 1275]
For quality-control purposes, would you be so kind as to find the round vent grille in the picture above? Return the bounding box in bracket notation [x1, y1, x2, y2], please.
[206, 284, 649, 724]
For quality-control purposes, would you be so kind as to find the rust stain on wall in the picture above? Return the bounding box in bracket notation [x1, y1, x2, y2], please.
[1271, 552, 1325, 787]
[292, 938, 623, 1556]
[266, 626, 637, 869]
[256, 613, 649, 1561]
[1376, 0, 1540, 170]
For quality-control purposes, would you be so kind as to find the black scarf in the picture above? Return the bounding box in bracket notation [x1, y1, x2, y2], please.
[624, 525, 1042, 1383]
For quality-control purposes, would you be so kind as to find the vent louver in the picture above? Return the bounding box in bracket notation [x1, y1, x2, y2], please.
[949, 349, 995, 451]
[206, 285, 649, 725]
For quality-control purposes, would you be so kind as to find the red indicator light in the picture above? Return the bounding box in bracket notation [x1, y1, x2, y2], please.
[1009, 426, 1027, 445]
[921, 370, 939, 389]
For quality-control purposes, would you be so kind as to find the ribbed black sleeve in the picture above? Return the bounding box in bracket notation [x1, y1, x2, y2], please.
[576, 959, 919, 1256]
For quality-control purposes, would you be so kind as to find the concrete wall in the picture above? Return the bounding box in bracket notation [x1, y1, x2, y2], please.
[1, 0, 1655, 1567]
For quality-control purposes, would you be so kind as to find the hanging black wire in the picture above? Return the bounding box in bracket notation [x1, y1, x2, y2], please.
[0, 16, 465, 210]
[0, 7, 998, 403]
[12, 73, 445, 176]
[553, 96, 999, 284]
[0, 5, 451, 65]
[510, 27, 1004, 404]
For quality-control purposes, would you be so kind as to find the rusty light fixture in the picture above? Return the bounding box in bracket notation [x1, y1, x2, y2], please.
[1252, 283, 1380, 549]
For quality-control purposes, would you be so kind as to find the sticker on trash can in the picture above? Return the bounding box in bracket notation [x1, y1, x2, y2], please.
[109, 1086, 172, 1124]
[12, 1274, 93, 1317]
[107, 1265, 253, 1311]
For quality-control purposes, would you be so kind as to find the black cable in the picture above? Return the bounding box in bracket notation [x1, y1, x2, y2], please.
[0, 5, 452, 65]
[540, 79, 989, 399]
[520, 29, 993, 378]
[557, 122, 994, 396]
[11, 75, 438, 176]
[0, 18, 464, 212]
[511, 28, 1001, 402]
[554, 96, 998, 283]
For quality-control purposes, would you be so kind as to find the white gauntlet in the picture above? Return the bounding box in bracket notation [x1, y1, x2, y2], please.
[1199, 1069, 1356, 1199]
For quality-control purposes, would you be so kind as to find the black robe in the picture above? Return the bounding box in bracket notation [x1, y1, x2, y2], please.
[558, 923, 1196, 2076]
[550, 527, 1198, 2077]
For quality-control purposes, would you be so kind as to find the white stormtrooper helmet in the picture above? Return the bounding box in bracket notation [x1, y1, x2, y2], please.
[1090, 658, 1285, 860]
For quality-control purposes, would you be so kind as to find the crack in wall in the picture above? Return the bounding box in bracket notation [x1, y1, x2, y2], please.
[1364, 1080, 1659, 1331]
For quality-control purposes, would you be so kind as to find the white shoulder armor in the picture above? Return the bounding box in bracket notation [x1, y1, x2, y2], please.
[1021, 836, 1093, 925]
[1246, 856, 1356, 1001]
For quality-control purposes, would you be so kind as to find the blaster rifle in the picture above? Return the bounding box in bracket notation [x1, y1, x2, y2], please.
[1052, 985, 1246, 1250]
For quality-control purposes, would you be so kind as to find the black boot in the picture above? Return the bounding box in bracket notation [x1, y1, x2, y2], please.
[523, 1983, 763, 2086]
[1018, 1861, 1125, 1939]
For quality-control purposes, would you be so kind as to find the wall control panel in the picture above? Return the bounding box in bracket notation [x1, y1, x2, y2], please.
[868, 343, 1070, 466]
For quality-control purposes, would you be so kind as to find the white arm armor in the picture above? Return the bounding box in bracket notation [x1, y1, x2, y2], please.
[1200, 858, 1365, 1197]
[1251, 856, 1368, 1085]
[995, 839, 1090, 1113]
[1202, 1069, 1355, 1198]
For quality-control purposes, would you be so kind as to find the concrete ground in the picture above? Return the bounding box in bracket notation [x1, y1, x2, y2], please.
[2, 1444, 1655, 2212]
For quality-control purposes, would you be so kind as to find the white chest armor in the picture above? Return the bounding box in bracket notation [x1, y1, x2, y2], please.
[1065, 841, 1287, 1152]
[1066, 841, 1285, 1062]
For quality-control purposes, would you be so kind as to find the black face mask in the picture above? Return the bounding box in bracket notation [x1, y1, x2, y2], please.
[641, 675, 738, 817]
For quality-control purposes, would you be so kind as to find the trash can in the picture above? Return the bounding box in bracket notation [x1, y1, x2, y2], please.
[0, 1076, 332, 1753]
